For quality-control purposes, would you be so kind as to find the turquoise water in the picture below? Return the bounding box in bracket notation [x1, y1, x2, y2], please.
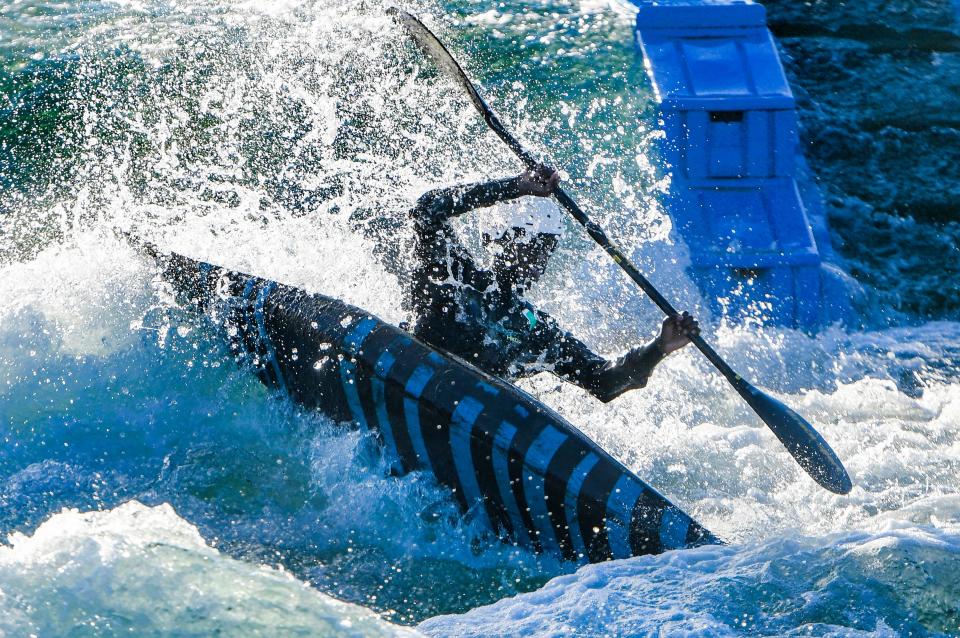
[1, 1, 959, 636]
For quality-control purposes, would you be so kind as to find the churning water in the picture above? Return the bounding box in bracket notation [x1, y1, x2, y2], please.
[2, 1, 959, 635]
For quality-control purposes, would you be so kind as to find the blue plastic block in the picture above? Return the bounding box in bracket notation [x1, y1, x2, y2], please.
[695, 264, 822, 328]
[793, 265, 822, 328]
[633, 0, 856, 330]
[652, 86, 797, 180]
[636, 5, 793, 110]
[635, 3, 765, 30]
[684, 109, 796, 178]
[673, 179, 819, 269]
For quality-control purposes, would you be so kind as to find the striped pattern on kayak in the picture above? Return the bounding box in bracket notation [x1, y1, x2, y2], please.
[161, 252, 720, 563]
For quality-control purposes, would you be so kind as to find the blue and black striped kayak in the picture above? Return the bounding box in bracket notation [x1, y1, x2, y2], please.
[157, 250, 719, 563]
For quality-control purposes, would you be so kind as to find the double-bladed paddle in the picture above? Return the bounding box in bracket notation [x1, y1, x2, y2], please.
[389, 9, 852, 495]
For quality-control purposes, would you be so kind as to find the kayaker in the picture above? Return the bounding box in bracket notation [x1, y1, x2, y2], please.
[407, 163, 700, 402]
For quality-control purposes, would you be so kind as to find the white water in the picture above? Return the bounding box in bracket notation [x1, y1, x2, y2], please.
[2, 0, 959, 635]
[0, 501, 422, 637]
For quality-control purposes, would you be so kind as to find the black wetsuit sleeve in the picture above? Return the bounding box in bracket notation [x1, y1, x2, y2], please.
[589, 341, 667, 403]
[407, 179, 519, 323]
[412, 177, 524, 227]
[523, 315, 667, 403]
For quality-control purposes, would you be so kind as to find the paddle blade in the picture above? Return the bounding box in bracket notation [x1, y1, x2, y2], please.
[388, 9, 489, 116]
[733, 379, 852, 495]
[388, 8, 538, 167]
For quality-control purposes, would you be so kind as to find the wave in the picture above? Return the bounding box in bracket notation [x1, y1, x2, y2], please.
[421, 518, 960, 637]
[0, 501, 422, 637]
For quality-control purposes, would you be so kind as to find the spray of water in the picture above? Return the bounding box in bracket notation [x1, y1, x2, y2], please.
[2, 0, 959, 634]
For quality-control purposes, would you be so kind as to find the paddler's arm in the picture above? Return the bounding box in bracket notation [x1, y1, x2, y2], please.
[546, 313, 699, 403]
[412, 164, 559, 226]
[594, 313, 699, 402]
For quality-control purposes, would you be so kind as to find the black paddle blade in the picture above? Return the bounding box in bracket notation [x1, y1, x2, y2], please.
[388, 8, 489, 117]
[733, 378, 852, 494]
[388, 8, 538, 167]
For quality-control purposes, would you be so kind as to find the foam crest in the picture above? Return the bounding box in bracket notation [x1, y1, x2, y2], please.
[0, 501, 423, 637]
[420, 522, 960, 637]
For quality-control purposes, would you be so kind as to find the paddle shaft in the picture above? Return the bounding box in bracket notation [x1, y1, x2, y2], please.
[485, 113, 852, 490]
[556, 191, 741, 380]
[480, 104, 740, 383]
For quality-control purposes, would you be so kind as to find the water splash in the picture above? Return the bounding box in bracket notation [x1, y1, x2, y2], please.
[2, 0, 959, 634]
[0, 501, 423, 637]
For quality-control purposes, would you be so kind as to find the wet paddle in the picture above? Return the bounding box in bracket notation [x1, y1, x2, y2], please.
[389, 8, 852, 495]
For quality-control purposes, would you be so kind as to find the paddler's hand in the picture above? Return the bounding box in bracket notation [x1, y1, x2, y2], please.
[655, 311, 700, 355]
[517, 164, 559, 197]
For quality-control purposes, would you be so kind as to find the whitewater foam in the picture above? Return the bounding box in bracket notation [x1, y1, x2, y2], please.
[2, 0, 959, 634]
[0, 501, 422, 637]
[420, 521, 960, 637]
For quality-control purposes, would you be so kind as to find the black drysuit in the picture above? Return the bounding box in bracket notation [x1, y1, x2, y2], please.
[408, 177, 665, 403]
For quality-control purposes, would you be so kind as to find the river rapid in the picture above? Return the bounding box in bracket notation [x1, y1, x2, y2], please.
[2, 1, 959, 636]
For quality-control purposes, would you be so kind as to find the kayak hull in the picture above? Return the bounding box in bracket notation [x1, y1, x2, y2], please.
[161, 252, 720, 563]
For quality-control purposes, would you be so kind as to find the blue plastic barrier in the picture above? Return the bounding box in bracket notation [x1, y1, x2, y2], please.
[631, 0, 856, 331]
